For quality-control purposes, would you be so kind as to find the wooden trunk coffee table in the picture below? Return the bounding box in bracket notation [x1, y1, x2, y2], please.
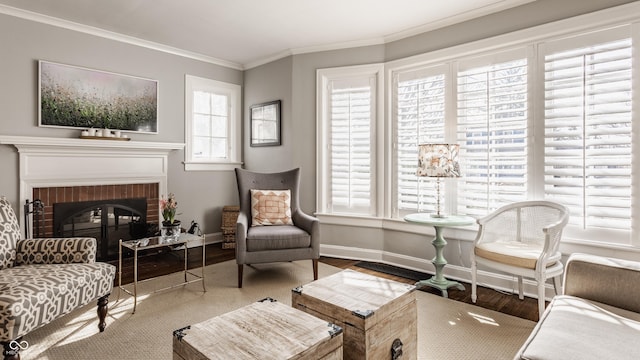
[292, 269, 417, 360]
[173, 298, 343, 360]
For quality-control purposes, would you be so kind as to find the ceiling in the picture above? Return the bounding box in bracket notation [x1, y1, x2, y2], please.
[0, 0, 534, 69]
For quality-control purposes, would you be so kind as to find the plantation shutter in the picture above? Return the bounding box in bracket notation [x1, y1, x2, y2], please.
[328, 77, 376, 215]
[456, 55, 528, 218]
[542, 28, 632, 233]
[395, 68, 446, 214]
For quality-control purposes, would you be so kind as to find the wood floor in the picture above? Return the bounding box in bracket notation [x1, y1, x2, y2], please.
[108, 242, 541, 322]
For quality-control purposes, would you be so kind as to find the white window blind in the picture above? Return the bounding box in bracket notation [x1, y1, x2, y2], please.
[328, 77, 376, 215]
[395, 69, 446, 214]
[457, 57, 528, 218]
[543, 33, 632, 232]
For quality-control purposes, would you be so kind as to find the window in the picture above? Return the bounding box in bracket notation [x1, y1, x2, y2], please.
[185, 75, 241, 171]
[541, 27, 632, 243]
[456, 53, 529, 217]
[394, 66, 447, 216]
[317, 65, 383, 216]
[392, 50, 528, 219]
[317, 5, 640, 248]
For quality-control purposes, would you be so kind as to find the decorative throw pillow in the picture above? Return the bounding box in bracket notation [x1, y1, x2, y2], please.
[250, 189, 294, 226]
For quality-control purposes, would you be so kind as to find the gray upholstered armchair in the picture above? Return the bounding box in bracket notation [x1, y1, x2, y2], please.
[234, 168, 319, 288]
[0, 196, 115, 360]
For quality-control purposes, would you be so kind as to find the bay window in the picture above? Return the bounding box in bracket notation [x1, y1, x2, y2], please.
[316, 11, 638, 248]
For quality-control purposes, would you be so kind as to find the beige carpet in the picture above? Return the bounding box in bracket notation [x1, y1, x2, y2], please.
[22, 260, 535, 359]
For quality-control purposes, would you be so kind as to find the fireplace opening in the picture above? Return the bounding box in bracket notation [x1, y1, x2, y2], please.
[53, 198, 154, 261]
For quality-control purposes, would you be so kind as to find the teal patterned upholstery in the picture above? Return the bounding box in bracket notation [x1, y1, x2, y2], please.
[0, 196, 115, 347]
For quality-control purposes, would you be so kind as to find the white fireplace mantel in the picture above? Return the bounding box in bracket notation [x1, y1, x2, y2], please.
[0, 135, 185, 227]
[0, 135, 184, 153]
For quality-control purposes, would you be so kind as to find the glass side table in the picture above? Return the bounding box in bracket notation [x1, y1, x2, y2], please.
[404, 213, 476, 298]
[117, 232, 206, 314]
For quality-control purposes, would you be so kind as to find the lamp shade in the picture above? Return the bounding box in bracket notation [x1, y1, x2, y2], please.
[417, 144, 460, 178]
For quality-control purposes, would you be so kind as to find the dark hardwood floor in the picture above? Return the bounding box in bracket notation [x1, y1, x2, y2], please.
[108, 242, 541, 322]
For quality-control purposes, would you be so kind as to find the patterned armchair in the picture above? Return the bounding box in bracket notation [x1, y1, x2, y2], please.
[0, 196, 116, 360]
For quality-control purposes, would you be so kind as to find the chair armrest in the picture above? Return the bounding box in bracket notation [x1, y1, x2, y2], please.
[292, 209, 316, 233]
[235, 211, 249, 262]
[15, 237, 97, 265]
[293, 209, 320, 258]
[564, 253, 640, 313]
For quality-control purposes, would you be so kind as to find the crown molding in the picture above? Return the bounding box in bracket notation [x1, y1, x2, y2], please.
[0, 4, 243, 71]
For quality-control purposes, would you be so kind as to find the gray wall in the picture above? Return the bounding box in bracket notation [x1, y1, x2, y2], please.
[242, 56, 293, 172]
[0, 13, 242, 234]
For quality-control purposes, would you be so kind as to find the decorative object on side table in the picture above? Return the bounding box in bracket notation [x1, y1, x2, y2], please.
[417, 143, 461, 218]
[160, 193, 181, 241]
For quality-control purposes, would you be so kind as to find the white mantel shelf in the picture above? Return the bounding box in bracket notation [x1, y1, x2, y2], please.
[1, 135, 182, 228]
[0, 135, 184, 153]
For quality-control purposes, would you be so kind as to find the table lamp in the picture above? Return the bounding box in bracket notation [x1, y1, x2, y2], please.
[417, 143, 461, 218]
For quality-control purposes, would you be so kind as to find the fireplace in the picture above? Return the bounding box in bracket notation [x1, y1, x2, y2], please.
[33, 183, 160, 261]
[53, 198, 150, 261]
[0, 135, 183, 253]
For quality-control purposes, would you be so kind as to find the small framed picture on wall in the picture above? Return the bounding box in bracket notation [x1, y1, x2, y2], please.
[250, 100, 281, 147]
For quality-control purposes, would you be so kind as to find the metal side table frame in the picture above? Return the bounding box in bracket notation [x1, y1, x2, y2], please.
[117, 232, 206, 314]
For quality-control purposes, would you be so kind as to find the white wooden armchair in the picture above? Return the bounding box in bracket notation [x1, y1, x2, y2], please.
[470, 201, 569, 318]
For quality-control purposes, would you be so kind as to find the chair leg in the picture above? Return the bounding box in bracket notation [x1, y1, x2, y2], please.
[553, 275, 562, 296]
[537, 282, 546, 319]
[312, 259, 318, 280]
[517, 276, 524, 300]
[471, 259, 478, 303]
[237, 264, 244, 288]
[97, 294, 109, 332]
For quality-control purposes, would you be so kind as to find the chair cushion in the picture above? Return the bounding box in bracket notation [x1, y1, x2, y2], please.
[516, 295, 640, 360]
[250, 189, 293, 226]
[475, 241, 545, 269]
[246, 225, 310, 251]
[0, 262, 115, 341]
[0, 196, 20, 270]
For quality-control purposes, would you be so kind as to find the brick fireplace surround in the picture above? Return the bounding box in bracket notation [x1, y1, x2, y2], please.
[0, 135, 184, 235]
[33, 183, 159, 238]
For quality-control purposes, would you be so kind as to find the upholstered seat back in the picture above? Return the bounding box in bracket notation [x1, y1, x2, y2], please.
[235, 168, 301, 228]
[0, 196, 20, 270]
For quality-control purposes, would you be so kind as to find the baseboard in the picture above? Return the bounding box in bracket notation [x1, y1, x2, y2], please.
[320, 244, 559, 301]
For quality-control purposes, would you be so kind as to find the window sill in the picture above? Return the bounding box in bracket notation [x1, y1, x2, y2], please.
[183, 161, 243, 171]
[315, 213, 478, 241]
[317, 213, 640, 258]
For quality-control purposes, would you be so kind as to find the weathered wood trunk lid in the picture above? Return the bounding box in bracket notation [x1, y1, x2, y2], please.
[292, 269, 417, 360]
[173, 298, 343, 360]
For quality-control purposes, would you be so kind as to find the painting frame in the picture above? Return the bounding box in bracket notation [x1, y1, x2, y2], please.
[250, 100, 281, 147]
[38, 60, 159, 134]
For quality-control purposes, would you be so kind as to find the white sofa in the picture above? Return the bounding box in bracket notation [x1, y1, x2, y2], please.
[515, 253, 640, 360]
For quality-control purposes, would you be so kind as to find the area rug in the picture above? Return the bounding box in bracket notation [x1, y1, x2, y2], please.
[22, 260, 535, 359]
